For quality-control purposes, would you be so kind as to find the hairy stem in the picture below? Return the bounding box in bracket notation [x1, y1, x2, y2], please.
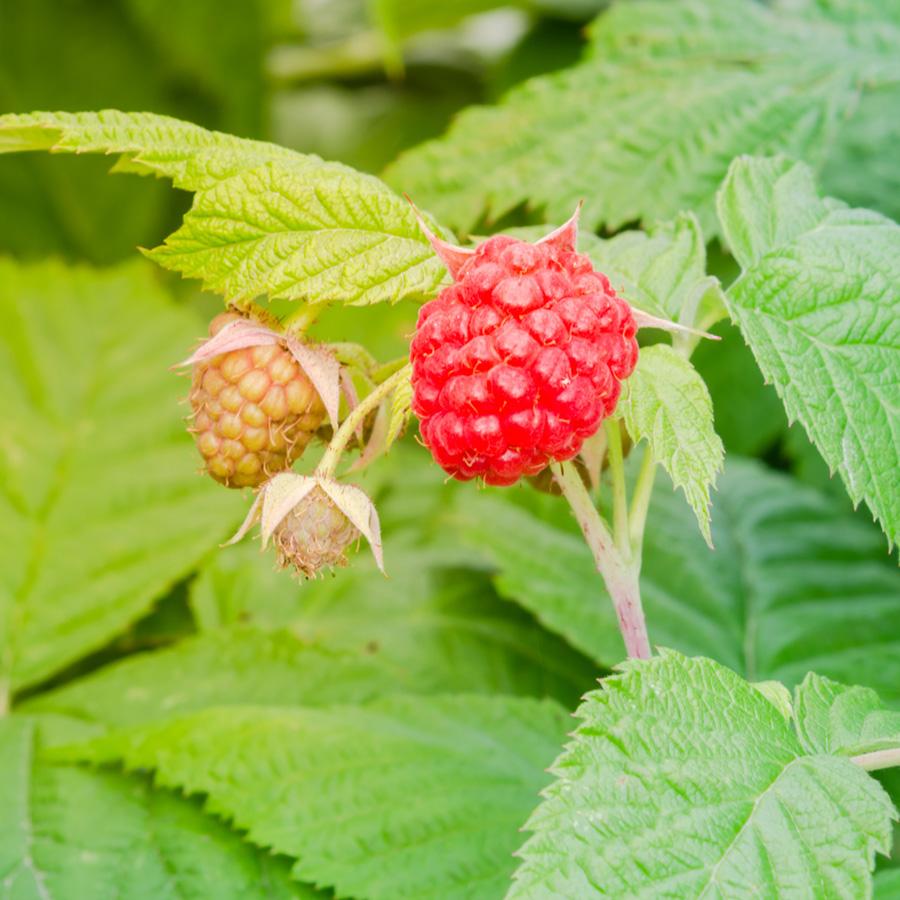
[552, 461, 651, 660]
[850, 748, 900, 772]
[604, 419, 630, 560]
[316, 364, 410, 479]
[282, 301, 328, 336]
[628, 445, 656, 554]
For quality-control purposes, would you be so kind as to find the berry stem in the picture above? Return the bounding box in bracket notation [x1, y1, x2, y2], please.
[552, 461, 651, 660]
[628, 445, 657, 555]
[316, 364, 411, 478]
[603, 419, 631, 561]
[850, 748, 900, 772]
[282, 300, 329, 336]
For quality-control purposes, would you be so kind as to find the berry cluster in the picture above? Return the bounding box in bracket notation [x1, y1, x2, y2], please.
[189, 313, 325, 488]
[410, 234, 638, 486]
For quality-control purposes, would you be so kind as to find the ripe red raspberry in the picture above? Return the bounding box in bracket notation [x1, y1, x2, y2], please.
[409, 215, 638, 486]
[189, 313, 326, 488]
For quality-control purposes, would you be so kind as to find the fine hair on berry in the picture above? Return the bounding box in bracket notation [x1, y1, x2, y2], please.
[410, 217, 638, 486]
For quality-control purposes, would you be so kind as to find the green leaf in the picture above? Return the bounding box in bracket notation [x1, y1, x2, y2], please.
[0, 716, 315, 899]
[386, 0, 900, 235]
[0, 259, 243, 693]
[64, 694, 569, 900]
[20, 627, 411, 728]
[718, 155, 900, 546]
[385, 372, 413, 450]
[458, 458, 900, 700]
[795, 673, 900, 757]
[753, 680, 793, 720]
[509, 651, 897, 898]
[0, 110, 449, 307]
[619, 345, 724, 545]
[187, 536, 596, 706]
[0, 110, 307, 191]
[587, 213, 726, 331]
[147, 162, 445, 306]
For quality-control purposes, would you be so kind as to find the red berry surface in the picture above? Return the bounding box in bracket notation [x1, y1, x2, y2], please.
[410, 234, 638, 486]
[189, 313, 326, 488]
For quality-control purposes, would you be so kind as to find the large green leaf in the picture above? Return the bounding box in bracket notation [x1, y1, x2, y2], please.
[64, 694, 569, 900]
[387, 0, 900, 235]
[619, 344, 723, 545]
[0, 110, 448, 307]
[187, 536, 596, 706]
[0, 259, 242, 693]
[718, 155, 899, 546]
[20, 627, 407, 728]
[509, 651, 896, 898]
[459, 458, 900, 700]
[0, 716, 314, 899]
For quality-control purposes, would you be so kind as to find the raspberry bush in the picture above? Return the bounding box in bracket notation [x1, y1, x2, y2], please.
[1, 3, 898, 899]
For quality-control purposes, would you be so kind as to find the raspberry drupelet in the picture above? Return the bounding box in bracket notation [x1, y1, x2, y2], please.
[409, 209, 638, 486]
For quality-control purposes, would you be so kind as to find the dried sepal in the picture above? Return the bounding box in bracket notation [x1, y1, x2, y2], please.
[405, 195, 474, 281]
[223, 473, 384, 577]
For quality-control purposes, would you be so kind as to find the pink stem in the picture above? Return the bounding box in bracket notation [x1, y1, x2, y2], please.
[552, 462, 651, 660]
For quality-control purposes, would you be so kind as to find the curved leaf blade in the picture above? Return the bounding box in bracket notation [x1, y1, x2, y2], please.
[718, 156, 900, 546]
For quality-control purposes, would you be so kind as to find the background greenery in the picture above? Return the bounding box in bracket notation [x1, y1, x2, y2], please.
[0, 1, 897, 897]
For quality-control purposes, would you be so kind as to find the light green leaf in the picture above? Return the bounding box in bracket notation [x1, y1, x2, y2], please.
[619, 344, 724, 545]
[458, 458, 900, 700]
[586, 213, 726, 331]
[0, 110, 449, 307]
[0, 259, 243, 693]
[64, 695, 569, 900]
[509, 651, 896, 898]
[187, 536, 596, 707]
[795, 673, 900, 757]
[753, 680, 793, 720]
[0, 717, 314, 899]
[385, 373, 413, 450]
[0, 110, 309, 191]
[718, 155, 900, 546]
[20, 627, 410, 728]
[387, 0, 900, 235]
[148, 162, 445, 306]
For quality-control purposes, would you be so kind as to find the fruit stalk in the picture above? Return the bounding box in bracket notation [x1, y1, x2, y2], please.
[317, 365, 411, 478]
[552, 460, 651, 660]
[850, 748, 900, 772]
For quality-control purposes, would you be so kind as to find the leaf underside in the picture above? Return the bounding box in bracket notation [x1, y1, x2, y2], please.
[387, 0, 900, 236]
